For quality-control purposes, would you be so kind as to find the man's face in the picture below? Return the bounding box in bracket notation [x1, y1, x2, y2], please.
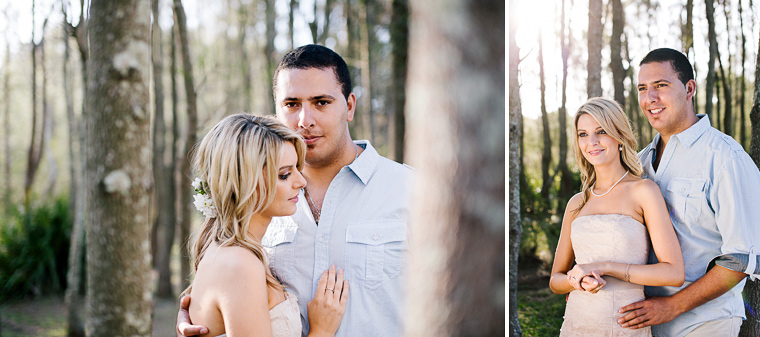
[637, 61, 696, 138]
[274, 67, 356, 168]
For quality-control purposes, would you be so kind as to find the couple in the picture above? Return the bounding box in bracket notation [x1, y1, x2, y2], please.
[552, 48, 760, 336]
[175, 45, 412, 336]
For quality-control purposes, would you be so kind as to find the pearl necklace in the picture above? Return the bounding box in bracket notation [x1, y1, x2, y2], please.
[590, 171, 629, 197]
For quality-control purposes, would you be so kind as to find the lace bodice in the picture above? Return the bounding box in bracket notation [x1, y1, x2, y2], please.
[560, 214, 651, 337]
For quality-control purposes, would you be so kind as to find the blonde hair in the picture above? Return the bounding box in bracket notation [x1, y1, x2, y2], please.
[571, 97, 643, 214]
[182, 113, 306, 296]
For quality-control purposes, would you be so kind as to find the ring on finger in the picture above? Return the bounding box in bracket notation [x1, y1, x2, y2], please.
[326, 288, 334, 291]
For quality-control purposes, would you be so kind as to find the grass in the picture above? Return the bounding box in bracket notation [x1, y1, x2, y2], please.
[517, 259, 566, 337]
[0, 295, 180, 336]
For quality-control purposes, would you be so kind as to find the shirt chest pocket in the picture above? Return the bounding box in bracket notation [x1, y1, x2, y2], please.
[666, 178, 706, 224]
[262, 222, 298, 284]
[345, 221, 407, 290]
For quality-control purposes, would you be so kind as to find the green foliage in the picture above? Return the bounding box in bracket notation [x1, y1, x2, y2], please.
[518, 287, 565, 336]
[0, 196, 72, 301]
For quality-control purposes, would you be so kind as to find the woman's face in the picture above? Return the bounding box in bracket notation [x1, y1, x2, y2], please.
[261, 142, 307, 218]
[576, 113, 621, 169]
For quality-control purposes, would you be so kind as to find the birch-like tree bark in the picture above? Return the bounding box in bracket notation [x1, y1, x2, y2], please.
[405, 0, 505, 335]
[85, 0, 152, 334]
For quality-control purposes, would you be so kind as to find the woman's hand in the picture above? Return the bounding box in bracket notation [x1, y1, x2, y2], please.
[307, 265, 348, 337]
[567, 263, 606, 292]
[580, 271, 606, 293]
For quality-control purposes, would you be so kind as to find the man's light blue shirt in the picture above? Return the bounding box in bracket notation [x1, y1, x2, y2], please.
[639, 115, 760, 337]
[262, 140, 413, 337]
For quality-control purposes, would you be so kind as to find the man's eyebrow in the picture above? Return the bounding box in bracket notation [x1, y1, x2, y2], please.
[309, 95, 335, 101]
[638, 79, 671, 86]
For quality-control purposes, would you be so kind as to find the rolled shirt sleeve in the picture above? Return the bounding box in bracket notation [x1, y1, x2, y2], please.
[708, 144, 760, 280]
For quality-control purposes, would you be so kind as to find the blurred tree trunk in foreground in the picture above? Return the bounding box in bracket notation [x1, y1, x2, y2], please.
[742, 24, 760, 337]
[85, 0, 152, 334]
[174, 0, 199, 291]
[405, 0, 505, 336]
[509, 1, 522, 336]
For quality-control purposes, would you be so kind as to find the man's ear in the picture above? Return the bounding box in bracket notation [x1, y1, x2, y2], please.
[346, 93, 356, 122]
[686, 79, 697, 100]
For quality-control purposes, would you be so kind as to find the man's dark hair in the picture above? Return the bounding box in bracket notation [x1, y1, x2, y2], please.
[639, 48, 694, 85]
[273, 44, 352, 99]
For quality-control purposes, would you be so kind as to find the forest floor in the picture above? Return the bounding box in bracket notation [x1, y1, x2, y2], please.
[0, 295, 179, 336]
[517, 257, 565, 337]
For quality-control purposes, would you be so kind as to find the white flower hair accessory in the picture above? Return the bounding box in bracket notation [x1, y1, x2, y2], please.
[192, 177, 217, 218]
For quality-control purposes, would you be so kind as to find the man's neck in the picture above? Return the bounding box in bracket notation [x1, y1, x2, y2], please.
[303, 140, 360, 192]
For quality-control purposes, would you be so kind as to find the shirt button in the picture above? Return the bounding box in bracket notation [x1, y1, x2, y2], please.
[680, 187, 686, 192]
[319, 236, 325, 243]
[372, 234, 379, 241]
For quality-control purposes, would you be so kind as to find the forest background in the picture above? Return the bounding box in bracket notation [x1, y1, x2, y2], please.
[0, 0, 505, 335]
[509, 0, 760, 336]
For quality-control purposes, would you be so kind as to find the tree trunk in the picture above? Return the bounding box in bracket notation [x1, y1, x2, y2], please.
[509, 1, 523, 335]
[388, 0, 408, 162]
[85, 0, 152, 334]
[359, 0, 375, 141]
[238, 0, 253, 111]
[62, 13, 86, 337]
[739, 0, 747, 148]
[289, 0, 297, 49]
[556, 0, 574, 217]
[405, 0, 505, 335]
[3, 22, 11, 210]
[587, 0, 603, 98]
[169, 14, 180, 294]
[41, 16, 57, 196]
[610, 0, 625, 108]
[705, 0, 717, 120]
[153, 0, 175, 299]
[539, 29, 552, 200]
[717, 48, 732, 136]
[25, 0, 41, 210]
[264, 0, 276, 115]
[742, 25, 760, 337]
[174, 0, 199, 291]
[682, 0, 694, 55]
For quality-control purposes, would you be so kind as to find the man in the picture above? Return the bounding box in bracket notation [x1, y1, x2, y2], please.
[618, 47, 760, 336]
[177, 45, 412, 336]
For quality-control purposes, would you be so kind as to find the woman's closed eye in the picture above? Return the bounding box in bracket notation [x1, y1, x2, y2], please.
[279, 172, 291, 180]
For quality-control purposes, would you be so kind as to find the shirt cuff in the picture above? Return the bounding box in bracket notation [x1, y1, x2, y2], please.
[707, 253, 759, 280]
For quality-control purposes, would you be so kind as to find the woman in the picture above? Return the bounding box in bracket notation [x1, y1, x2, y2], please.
[550, 97, 684, 336]
[183, 114, 347, 337]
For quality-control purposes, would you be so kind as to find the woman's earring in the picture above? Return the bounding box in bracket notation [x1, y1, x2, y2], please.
[619, 144, 623, 151]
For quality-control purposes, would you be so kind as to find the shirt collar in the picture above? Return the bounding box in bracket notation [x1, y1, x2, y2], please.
[347, 140, 378, 185]
[645, 114, 710, 156]
[674, 114, 711, 148]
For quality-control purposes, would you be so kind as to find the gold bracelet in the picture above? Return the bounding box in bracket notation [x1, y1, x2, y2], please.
[625, 263, 631, 282]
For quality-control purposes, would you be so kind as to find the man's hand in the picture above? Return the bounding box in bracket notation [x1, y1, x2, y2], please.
[176, 295, 209, 336]
[617, 296, 680, 329]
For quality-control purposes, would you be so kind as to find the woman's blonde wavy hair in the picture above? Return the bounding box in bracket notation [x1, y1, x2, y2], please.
[571, 97, 643, 214]
[182, 113, 306, 296]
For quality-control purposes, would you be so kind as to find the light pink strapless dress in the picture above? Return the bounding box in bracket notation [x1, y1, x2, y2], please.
[560, 214, 652, 337]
